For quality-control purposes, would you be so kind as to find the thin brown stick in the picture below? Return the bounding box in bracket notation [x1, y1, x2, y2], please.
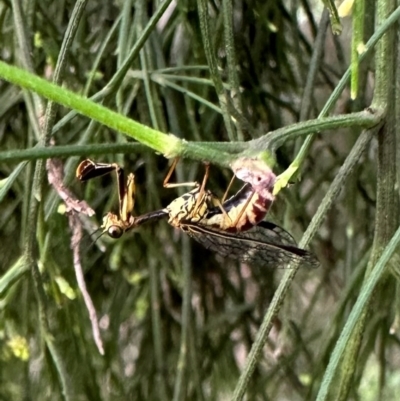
[47, 159, 104, 355]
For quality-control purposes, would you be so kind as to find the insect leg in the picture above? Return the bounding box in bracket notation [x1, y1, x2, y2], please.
[76, 159, 122, 182]
[221, 174, 236, 203]
[191, 162, 211, 217]
[120, 173, 135, 223]
[230, 190, 256, 228]
[210, 196, 233, 224]
[163, 157, 199, 188]
[76, 159, 135, 229]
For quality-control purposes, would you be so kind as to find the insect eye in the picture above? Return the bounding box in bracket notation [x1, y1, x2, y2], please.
[108, 226, 123, 239]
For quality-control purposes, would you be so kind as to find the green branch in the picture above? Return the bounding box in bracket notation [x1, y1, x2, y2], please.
[250, 109, 384, 151]
[0, 61, 387, 170]
[0, 61, 181, 156]
[0, 143, 147, 163]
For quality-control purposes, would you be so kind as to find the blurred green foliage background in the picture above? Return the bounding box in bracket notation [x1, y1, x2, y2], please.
[0, 1, 400, 400]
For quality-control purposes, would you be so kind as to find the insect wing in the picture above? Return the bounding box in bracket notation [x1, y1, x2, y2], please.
[255, 221, 298, 247]
[182, 222, 319, 269]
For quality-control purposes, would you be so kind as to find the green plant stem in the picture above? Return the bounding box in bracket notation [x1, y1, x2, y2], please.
[51, 0, 172, 136]
[298, 9, 329, 122]
[0, 256, 29, 296]
[315, 225, 400, 401]
[98, 0, 173, 99]
[280, 5, 400, 181]
[322, 0, 342, 34]
[11, 0, 44, 122]
[0, 61, 179, 154]
[197, 0, 235, 140]
[231, 125, 379, 401]
[151, 75, 223, 114]
[0, 63, 389, 170]
[351, 0, 365, 99]
[22, 1, 89, 398]
[148, 253, 168, 399]
[0, 4, 397, 171]
[138, 0, 160, 132]
[222, 0, 244, 140]
[83, 16, 121, 96]
[316, 0, 398, 399]
[0, 143, 149, 163]
[173, 235, 192, 401]
[252, 109, 383, 151]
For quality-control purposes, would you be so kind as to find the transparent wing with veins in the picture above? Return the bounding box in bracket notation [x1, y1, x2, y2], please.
[181, 221, 319, 269]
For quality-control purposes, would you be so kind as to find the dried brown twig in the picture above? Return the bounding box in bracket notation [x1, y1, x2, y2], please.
[46, 159, 104, 355]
